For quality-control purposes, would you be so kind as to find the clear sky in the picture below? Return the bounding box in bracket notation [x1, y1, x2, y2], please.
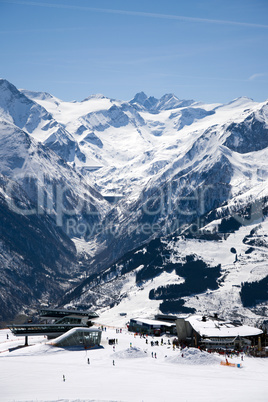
[0, 0, 268, 103]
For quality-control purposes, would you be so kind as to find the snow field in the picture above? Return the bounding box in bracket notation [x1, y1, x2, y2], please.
[1, 328, 268, 402]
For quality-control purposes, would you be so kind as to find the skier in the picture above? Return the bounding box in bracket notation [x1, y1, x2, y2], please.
[87, 358, 90, 364]
[113, 360, 115, 366]
[63, 375, 66, 382]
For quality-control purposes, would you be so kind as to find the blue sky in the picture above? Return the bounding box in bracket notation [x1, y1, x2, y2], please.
[0, 0, 268, 103]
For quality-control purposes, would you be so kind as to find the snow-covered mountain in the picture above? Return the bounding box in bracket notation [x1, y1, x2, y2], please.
[62, 215, 268, 328]
[74, 96, 268, 275]
[0, 173, 80, 324]
[21, 86, 220, 197]
[1, 78, 267, 326]
[0, 119, 108, 323]
[0, 119, 108, 231]
[0, 79, 86, 163]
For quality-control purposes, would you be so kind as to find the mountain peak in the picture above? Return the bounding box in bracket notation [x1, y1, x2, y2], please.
[0, 78, 23, 97]
[82, 94, 108, 102]
[0, 78, 33, 114]
[160, 93, 177, 101]
[130, 91, 149, 104]
[21, 89, 54, 101]
[0, 78, 12, 86]
[225, 96, 255, 108]
[130, 91, 195, 111]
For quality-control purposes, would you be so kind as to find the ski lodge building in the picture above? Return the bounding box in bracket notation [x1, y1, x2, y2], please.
[8, 308, 101, 347]
[128, 317, 177, 335]
[176, 314, 263, 349]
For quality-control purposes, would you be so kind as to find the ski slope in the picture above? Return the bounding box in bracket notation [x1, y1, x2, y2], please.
[0, 327, 267, 402]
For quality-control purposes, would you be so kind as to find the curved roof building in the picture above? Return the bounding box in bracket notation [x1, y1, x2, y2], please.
[49, 327, 102, 348]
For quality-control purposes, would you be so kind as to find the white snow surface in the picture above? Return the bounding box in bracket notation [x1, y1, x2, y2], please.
[132, 318, 175, 327]
[0, 327, 267, 402]
[167, 347, 221, 365]
[186, 315, 263, 337]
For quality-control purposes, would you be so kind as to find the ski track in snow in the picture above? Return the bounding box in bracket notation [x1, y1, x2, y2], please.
[0, 328, 267, 402]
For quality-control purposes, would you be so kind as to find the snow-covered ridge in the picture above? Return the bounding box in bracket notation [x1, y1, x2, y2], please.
[20, 83, 267, 203]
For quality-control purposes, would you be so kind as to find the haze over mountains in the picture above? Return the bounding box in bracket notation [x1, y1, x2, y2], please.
[0, 78, 267, 327]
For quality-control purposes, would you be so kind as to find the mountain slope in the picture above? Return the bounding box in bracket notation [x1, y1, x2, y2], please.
[75, 98, 268, 275]
[0, 173, 80, 324]
[0, 119, 108, 234]
[0, 79, 86, 163]
[61, 214, 268, 328]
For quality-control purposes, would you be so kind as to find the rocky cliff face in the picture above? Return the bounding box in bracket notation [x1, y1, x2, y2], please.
[224, 105, 268, 153]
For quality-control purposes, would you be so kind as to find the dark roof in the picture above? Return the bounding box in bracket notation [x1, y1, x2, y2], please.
[39, 308, 99, 319]
[155, 314, 178, 323]
[8, 323, 87, 337]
